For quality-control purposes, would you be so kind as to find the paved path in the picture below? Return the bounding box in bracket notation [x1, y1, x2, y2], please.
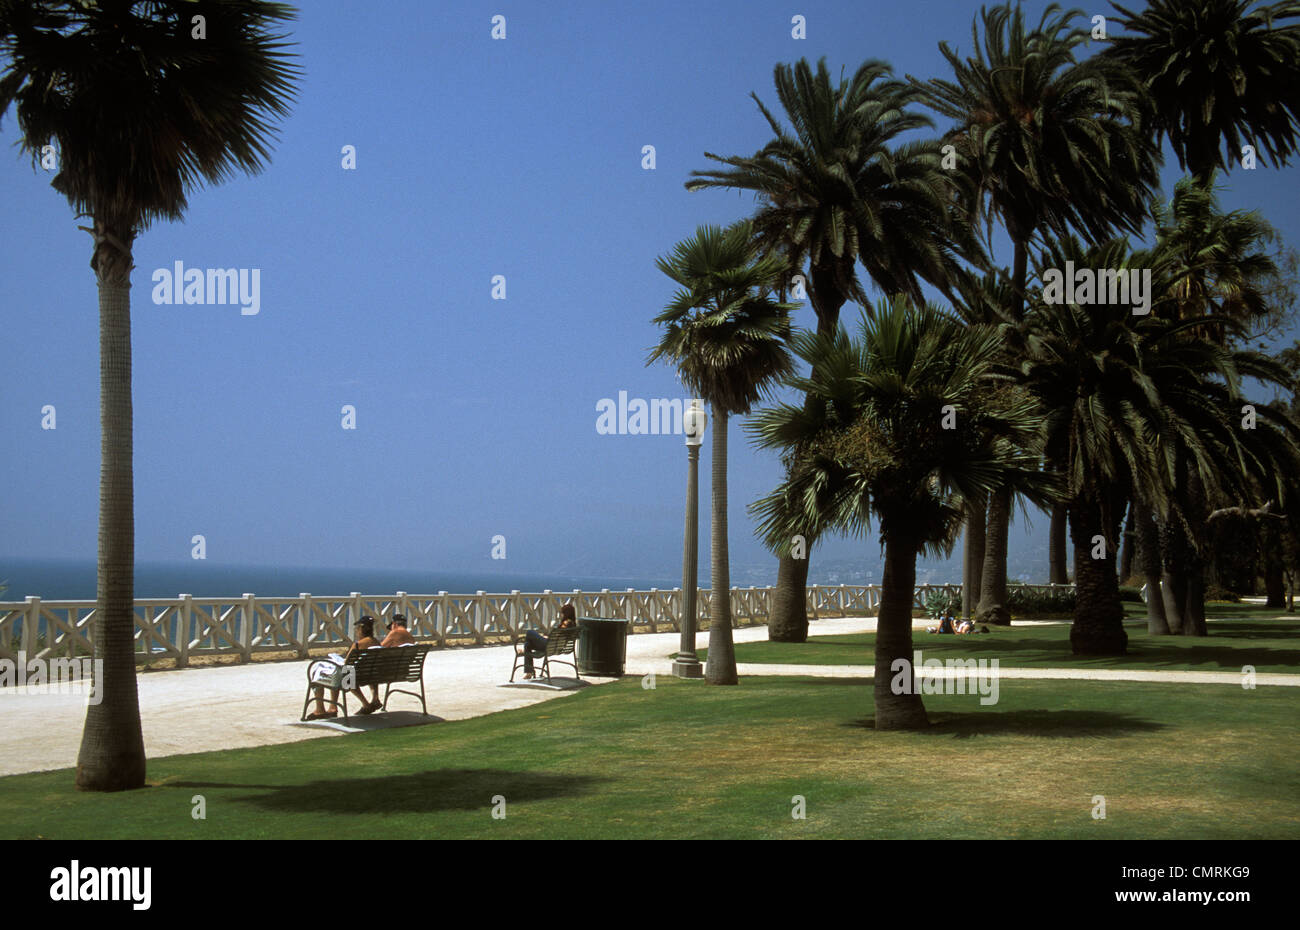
[1, 616, 1295, 777]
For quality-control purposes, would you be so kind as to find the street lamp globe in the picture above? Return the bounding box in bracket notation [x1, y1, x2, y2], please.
[684, 399, 707, 447]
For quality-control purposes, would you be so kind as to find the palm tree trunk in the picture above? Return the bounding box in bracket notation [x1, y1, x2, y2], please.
[874, 530, 928, 730]
[974, 237, 1031, 624]
[1068, 489, 1128, 655]
[76, 225, 146, 791]
[962, 491, 986, 619]
[1119, 500, 1136, 583]
[1160, 560, 1188, 634]
[766, 271, 844, 642]
[1181, 471, 1209, 637]
[1183, 567, 1208, 636]
[1048, 503, 1069, 584]
[1264, 554, 1286, 608]
[977, 487, 1012, 624]
[705, 406, 737, 685]
[1135, 499, 1169, 634]
[768, 552, 810, 642]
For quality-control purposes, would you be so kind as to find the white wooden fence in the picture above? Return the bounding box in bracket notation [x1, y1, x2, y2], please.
[0, 583, 1071, 668]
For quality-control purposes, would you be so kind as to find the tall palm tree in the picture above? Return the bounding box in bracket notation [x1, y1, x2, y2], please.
[0, 0, 298, 790]
[949, 266, 1031, 614]
[751, 297, 1051, 728]
[686, 57, 980, 642]
[913, 2, 1161, 620]
[649, 221, 795, 684]
[1104, 0, 1300, 182]
[1147, 174, 1285, 630]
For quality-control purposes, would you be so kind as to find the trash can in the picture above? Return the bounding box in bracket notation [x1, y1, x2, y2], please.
[577, 616, 629, 677]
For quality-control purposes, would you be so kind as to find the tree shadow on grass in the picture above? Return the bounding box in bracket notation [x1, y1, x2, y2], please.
[167, 769, 607, 814]
[840, 709, 1168, 739]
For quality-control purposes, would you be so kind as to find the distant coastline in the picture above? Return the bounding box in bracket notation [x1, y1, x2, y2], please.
[0, 557, 682, 602]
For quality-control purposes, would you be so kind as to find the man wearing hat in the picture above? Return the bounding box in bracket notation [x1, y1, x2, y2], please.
[381, 614, 415, 647]
[305, 615, 382, 719]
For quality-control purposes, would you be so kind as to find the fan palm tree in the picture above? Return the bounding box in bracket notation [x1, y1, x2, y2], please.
[912, 2, 1161, 619]
[1104, 0, 1300, 182]
[750, 297, 1052, 728]
[0, 0, 298, 790]
[686, 57, 980, 641]
[648, 221, 796, 684]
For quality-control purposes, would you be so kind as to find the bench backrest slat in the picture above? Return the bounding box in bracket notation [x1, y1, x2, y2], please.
[547, 627, 579, 656]
[345, 645, 432, 687]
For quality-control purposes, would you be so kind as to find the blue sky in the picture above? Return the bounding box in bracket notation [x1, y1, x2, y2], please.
[2, 0, 1297, 584]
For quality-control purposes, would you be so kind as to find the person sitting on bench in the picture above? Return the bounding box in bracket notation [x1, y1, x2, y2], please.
[381, 614, 414, 646]
[520, 604, 577, 680]
[306, 616, 381, 719]
[340, 613, 418, 709]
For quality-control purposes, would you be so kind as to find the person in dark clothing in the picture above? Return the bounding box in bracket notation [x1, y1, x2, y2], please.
[521, 603, 576, 679]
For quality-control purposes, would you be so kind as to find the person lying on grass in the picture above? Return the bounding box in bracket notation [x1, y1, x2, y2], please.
[519, 603, 577, 679]
[306, 616, 382, 719]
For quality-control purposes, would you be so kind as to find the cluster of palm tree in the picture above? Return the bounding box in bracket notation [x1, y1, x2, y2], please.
[655, 0, 1300, 727]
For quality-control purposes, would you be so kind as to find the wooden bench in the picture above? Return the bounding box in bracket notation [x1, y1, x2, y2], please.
[510, 626, 580, 682]
[301, 644, 432, 720]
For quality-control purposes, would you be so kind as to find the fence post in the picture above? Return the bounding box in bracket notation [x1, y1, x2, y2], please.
[177, 594, 193, 668]
[239, 594, 255, 663]
[295, 593, 311, 659]
[22, 596, 39, 658]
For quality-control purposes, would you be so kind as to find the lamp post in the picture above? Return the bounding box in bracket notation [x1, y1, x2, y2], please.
[673, 399, 706, 678]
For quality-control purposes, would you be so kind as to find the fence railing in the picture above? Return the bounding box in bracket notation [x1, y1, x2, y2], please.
[0, 583, 1073, 668]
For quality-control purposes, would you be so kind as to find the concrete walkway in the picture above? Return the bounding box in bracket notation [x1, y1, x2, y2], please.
[1, 616, 1295, 777]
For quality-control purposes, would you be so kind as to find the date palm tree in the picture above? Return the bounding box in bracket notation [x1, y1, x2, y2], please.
[1104, 0, 1300, 182]
[751, 296, 1051, 728]
[1020, 235, 1296, 650]
[649, 221, 796, 684]
[912, 2, 1160, 619]
[0, 0, 298, 790]
[686, 57, 980, 641]
[1147, 174, 1285, 630]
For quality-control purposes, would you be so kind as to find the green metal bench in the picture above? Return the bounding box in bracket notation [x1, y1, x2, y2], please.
[510, 626, 580, 682]
[301, 644, 432, 719]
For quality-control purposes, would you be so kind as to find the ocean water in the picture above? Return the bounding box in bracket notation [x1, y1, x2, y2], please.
[0, 557, 681, 603]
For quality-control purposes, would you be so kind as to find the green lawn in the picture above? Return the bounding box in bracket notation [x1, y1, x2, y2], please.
[718, 613, 1300, 675]
[3, 671, 1297, 839]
